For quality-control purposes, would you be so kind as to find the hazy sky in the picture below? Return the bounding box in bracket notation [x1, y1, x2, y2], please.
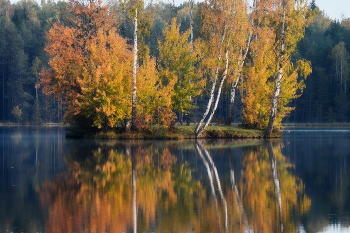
[171, 0, 350, 21]
[316, 0, 350, 20]
[9, 0, 350, 20]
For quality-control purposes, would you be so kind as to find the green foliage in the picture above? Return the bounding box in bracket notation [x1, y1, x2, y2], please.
[3, 0, 350, 131]
[158, 18, 203, 122]
[136, 57, 176, 129]
[291, 11, 350, 122]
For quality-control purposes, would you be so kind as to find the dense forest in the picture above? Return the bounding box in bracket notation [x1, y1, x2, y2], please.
[0, 0, 348, 132]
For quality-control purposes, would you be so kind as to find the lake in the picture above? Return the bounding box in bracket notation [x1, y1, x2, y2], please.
[0, 127, 349, 233]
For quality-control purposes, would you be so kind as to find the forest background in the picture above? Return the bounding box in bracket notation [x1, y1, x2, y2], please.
[0, 0, 349, 132]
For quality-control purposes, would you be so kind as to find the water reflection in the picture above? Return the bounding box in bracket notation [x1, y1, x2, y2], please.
[35, 138, 310, 233]
[0, 126, 65, 232]
[283, 130, 350, 232]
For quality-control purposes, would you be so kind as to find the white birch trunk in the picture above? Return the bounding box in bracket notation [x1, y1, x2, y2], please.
[226, 80, 237, 125]
[195, 23, 227, 136]
[196, 48, 229, 137]
[131, 9, 138, 130]
[265, 10, 286, 136]
[190, 0, 194, 53]
[267, 142, 283, 232]
[226, 35, 252, 125]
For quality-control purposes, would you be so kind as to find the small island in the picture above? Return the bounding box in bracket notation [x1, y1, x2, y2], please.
[3, 0, 345, 140]
[34, 0, 311, 139]
[70, 125, 271, 139]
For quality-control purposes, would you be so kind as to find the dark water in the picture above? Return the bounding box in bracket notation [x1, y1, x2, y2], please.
[0, 127, 349, 233]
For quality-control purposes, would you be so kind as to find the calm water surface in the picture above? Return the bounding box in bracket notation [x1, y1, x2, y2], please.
[0, 126, 350, 233]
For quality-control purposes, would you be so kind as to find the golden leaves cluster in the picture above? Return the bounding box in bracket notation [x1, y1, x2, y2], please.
[41, 0, 133, 128]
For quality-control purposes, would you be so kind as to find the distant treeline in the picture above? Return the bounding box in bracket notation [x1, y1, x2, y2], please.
[291, 13, 350, 123]
[0, 0, 347, 128]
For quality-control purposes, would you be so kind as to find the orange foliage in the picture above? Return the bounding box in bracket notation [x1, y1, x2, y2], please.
[40, 0, 132, 128]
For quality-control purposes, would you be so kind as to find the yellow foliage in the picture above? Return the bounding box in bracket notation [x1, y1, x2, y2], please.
[241, 0, 312, 130]
[40, 0, 133, 129]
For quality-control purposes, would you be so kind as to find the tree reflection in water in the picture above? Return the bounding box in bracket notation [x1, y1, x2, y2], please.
[38, 139, 310, 233]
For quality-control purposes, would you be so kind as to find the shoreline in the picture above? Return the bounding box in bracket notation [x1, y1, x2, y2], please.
[0, 122, 64, 127]
[282, 122, 350, 129]
[4, 122, 350, 139]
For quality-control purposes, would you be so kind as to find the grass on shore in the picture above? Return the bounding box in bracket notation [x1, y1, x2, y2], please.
[92, 125, 272, 139]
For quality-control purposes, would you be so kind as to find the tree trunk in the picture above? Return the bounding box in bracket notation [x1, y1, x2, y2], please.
[265, 10, 286, 136]
[196, 49, 229, 138]
[226, 81, 237, 125]
[190, 0, 194, 53]
[131, 9, 138, 130]
[194, 23, 227, 136]
[225, 35, 252, 125]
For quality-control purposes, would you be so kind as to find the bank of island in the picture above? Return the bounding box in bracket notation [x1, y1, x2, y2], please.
[66, 125, 281, 139]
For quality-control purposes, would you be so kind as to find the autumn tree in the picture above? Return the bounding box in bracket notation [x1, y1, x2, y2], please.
[40, 0, 133, 131]
[136, 57, 175, 129]
[242, 0, 312, 133]
[158, 18, 203, 125]
[119, 0, 154, 130]
[194, 0, 250, 137]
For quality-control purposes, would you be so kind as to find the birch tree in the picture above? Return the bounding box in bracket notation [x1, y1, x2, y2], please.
[265, 0, 287, 136]
[120, 0, 153, 130]
[242, 0, 312, 133]
[131, 5, 138, 130]
[265, 0, 312, 136]
[194, 0, 249, 137]
[331, 41, 349, 93]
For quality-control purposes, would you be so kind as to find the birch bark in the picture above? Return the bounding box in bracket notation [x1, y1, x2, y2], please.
[265, 7, 286, 136]
[225, 35, 251, 125]
[131, 8, 138, 130]
[194, 23, 227, 137]
[196, 48, 229, 137]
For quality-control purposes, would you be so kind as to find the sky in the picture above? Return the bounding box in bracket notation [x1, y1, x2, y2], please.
[8, 0, 350, 21]
[172, 0, 350, 21]
[316, 0, 350, 20]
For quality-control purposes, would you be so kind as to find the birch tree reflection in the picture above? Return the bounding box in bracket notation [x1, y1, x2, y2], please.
[239, 141, 311, 233]
[37, 140, 310, 232]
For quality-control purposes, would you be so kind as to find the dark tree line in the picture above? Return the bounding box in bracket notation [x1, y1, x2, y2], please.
[0, 0, 66, 123]
[0, 0, 349, 124]
[289, 7, 350, 123]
